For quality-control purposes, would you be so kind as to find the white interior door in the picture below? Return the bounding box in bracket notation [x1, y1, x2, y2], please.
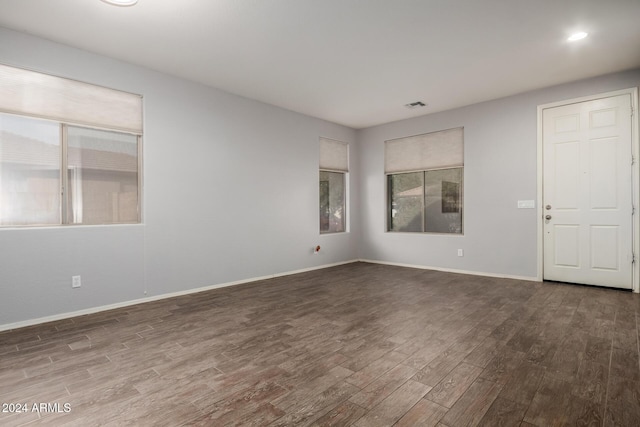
[543, 94, 633, 289]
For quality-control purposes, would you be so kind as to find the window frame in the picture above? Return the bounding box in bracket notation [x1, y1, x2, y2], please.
[319, 169, 347, 234]
[386, 167, 464, 235]
[319, 137, 349, 235]
[0, 64, 143, 228]
[0, 112, 143, 228]
[384, 127, 464, 235]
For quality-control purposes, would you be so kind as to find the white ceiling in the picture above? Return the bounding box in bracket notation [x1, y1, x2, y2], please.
[0, 0, 639, 129]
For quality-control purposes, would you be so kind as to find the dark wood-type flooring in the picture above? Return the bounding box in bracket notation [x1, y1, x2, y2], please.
[1, 262, 640, 426]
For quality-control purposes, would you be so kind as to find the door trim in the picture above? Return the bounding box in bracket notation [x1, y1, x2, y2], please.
[536, 88, 640, 292]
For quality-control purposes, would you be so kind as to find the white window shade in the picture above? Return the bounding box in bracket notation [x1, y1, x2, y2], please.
[320, 137, 349, 172]
[385, 127, 463, 173]
[0, 64, 142, 134]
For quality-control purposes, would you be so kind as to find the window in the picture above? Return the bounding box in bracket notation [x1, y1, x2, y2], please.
[319, 138, 348, 233]
[66, 126, 139, 225]
[385, 127, 463, 234]
[0, 64, 142, 227]
[0, 115, 61, 226]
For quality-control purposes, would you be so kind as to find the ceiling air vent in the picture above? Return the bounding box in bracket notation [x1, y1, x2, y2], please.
[404, 101, 427, 109]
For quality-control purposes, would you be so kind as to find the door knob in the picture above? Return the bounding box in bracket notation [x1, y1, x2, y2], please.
[545, 215, 552, 220]
[546, 205, 552, 210]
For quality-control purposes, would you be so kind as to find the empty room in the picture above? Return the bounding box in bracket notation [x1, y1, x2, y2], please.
[1, 0, 640, 426]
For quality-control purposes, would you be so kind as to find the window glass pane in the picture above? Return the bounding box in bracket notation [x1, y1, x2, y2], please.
[425, 168, 463, 234]
[67, 126, 138, 225]
[0, 114, 60, 226]
[319, 170, 345, 233]
[388, 172, 423, 232]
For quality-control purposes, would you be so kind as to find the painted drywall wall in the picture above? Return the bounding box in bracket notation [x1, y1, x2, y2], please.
[356, 69, 640, 279]
[0, 27, 357, 327]
[1, 25, 638, 328]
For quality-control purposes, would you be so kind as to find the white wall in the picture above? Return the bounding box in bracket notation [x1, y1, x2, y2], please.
[2, 26, 639, 329]
[0, 27, 358, 328]
[356, 69, 640, 279]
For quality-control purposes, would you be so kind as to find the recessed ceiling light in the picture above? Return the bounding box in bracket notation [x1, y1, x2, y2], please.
[100, 0, 138, 6]
[568, 32, 588, 42]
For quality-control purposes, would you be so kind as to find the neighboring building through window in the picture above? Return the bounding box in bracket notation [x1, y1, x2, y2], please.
[0, 64, 142, 227]
[385, 127, 463, 234]
[319, 138, 348, 234]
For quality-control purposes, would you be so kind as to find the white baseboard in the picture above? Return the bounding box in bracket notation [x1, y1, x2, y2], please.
[0, 259, 358, 332]
[358, 259, 540, 282]
[1, 258, 539, 332]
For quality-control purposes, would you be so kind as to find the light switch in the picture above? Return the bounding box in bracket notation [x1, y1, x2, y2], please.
[517, 200, 535, 209]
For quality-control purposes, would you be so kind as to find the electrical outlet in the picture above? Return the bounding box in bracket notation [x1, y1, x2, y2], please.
[72, 275, 82, 288]
[457, 249, 464, 257]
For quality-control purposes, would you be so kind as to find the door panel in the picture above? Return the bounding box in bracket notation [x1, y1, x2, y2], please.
[590, 226, 618, 270]
[554, 142, 580, 209]
[543, 94, 633, 289]
[590, 138, 618, 209]
[553, 225, 580, 267]
[590, 108, 617, 129]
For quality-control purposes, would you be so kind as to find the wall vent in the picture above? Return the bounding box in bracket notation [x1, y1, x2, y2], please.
[404, 101, 427, 109]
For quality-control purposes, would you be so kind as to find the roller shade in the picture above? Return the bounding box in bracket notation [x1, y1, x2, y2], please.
[0, 63, 142, 134]
[385, 127, 463, 173]
[320, 137, 349, 172]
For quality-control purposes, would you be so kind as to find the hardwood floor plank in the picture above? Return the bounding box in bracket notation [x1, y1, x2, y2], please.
[401, 339, 450, 371]
[545, 334, 586, 381]
[309, 401, 367, 427]
[523, 374, 573, 426]
[277, 357, 345, 391]
[413, 349, 467, 387]
[610, 346, 640, 381]
[99, 396, 203, 427]
[613, 328, 638, 352]
[188, 403, 283, 427]
[446, 327, 491, 355]
[272, 365, 353, 411]
[352, 379, 430, 427]
[604, 374, 640, 426]
[207, 365, 287, 400]
[0, 376, 72, 405]
[344, 350, 407, 389]
[394, 398, 448, 427]
[478, 348, 525, 385]
[348, 364, 417, 409]
[571, 360, 608, 404]
[192, 380, 287, 425]
[564, 395, 603, 426]
[583, 334, 612, 366]
[440, 377, 502, 427]
[505, 327, 539, 353]
[270, 380, 360, 426]
[0, 263, 638, 426]
[497, 360, 544, 406]
[488, 319, 521, 343]
[340, 345, 394, 373]
[463, 337, 503, 369]
[525, 338, 559, 365]
[424, 362, 483, 408]
[477, 397, 528, 427]
[0, 411, 41, 427]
